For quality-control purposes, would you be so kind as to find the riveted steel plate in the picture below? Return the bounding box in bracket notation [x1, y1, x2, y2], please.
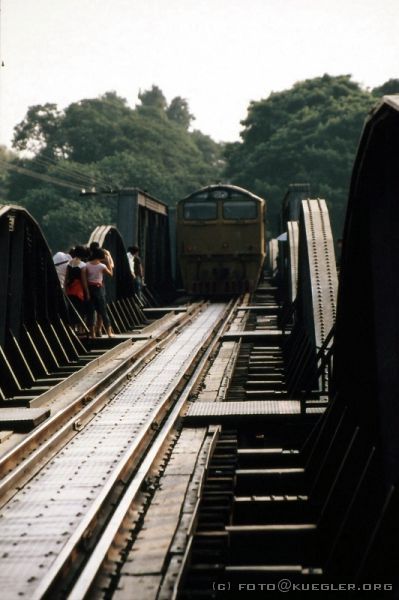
[0, 431, 13, 443]
[299, 199, 337, 348]
[237, 305, 279, 313]
[0, 408, 50, 431]
[114, 575, 162, 600]
[186, 401, 300, 415]
[0, 304, 226, 598]
[184, 401, 301, 425]
[223, 330, 284, 341]
[143, 307, 187, 313]
[287, 220, 299, 302]
[121, 428, 207, 577]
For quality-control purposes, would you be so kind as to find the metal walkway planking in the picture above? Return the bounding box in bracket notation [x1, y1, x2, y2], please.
[0, 304, 226, 599]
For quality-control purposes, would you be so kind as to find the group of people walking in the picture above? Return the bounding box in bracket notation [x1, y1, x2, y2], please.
[53, 243, 143, 339]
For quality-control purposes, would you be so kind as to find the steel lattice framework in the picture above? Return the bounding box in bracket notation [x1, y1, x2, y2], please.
[0, 205, 89, 403]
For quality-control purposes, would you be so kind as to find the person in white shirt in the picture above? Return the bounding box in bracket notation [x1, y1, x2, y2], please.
[127, 247, 135, 279]
[86, 248, 113, 338]
[53, 251, 72, 288]
[127, 245, 144, 297]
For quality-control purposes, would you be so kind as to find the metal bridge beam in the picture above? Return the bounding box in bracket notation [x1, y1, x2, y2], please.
[0, 205, 87, 407]
[284, 198, 337, 396]
[333, 95, 399, 486]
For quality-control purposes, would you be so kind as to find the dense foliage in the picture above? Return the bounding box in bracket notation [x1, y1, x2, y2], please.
[6, 87, 223, 250]
[2, 76, 398, 249]
[224, 75, 399, 236]
[0, 146, 15, 203]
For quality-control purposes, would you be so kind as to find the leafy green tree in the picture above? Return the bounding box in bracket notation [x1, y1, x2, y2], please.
[0, 146, 15, 203]
[224, 74, 375, 237]
[6, 159, 110, 250]
[9, 76, 395, 249]
[60, 92, 133, 162]
[7, 86, 222, 248]
[191, 130, 224, 169]
[372, 79, 399, 96]
[43, 195, 113, 252]
[166, 97, 194, 129]
[13, 104, 62, 156]
[138, 85, 167, 112]
[13, 93, 134, 163]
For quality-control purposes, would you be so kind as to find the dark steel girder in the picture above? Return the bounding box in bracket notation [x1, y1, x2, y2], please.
[0, 205, 90, 405]
[333, 95, 399, 486]
[88, 225, 148, 333]
[284, 199, 337, 397]
[297, 199, 337, 351]
[88, 225, 135, 303]
[287, 220, 299, 303]
[0, 205, 69, 348]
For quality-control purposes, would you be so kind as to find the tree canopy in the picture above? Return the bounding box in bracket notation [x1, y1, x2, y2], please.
[223, 74, 396, 237]
[3, 75, 398, 250]
[7, 88, 223, 250]
[371, 78, 399, 97]
[0, 146, 14, 203]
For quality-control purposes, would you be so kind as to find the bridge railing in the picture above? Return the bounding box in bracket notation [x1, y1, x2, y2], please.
[278, 197, 338, 400]
[282, 298, 335, 398]
[315, 324, 335, 395]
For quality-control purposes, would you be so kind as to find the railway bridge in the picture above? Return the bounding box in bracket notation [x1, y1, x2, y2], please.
[0, 97, 398, 599]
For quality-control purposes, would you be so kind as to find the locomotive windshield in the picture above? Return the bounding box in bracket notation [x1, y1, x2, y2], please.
[183, 200, 217, 220]
[223, 199, 258, 220]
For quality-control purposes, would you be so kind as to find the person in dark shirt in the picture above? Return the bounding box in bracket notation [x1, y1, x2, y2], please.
[64, 245, 89, 327]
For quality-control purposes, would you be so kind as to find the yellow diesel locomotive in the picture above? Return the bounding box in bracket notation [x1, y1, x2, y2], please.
[177, 184, 266, 295]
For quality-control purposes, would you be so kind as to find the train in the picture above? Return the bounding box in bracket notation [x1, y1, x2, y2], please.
[176, 184, 266, 295]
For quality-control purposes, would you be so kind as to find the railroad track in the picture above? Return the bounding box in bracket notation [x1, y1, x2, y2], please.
[93, 278, 323, 600]
[0, 301, 238, 599]
[164, 278, 341, 599]
[0, 306, 201, 495]
[0, 274, 328, 599]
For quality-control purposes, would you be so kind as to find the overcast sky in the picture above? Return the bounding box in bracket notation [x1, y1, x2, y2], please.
[0, 0, 398, 149]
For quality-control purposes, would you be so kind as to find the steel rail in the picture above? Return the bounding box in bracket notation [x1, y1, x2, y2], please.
[66, 298, 239, 600]
[4, 302, 234, 600]
[0, 304, 203, 502]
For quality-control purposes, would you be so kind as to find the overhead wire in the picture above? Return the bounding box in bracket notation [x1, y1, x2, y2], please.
[29, 153, 115, 190]
[0, 158, 85, 191]
[0, 157, 120, 195]
[0, 150, 117, 192]
[30, 155, 96, 188]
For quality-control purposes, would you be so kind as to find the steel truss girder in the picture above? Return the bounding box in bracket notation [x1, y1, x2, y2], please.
[333, 95, 399, 486]
[298, 199, 338, 350]
[268, 239, 278, 275]
[0, 205, 87, 406]
[88, 225, 148, 333]
[285, 199, 337, 396]
[287, 220, 299, 303]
